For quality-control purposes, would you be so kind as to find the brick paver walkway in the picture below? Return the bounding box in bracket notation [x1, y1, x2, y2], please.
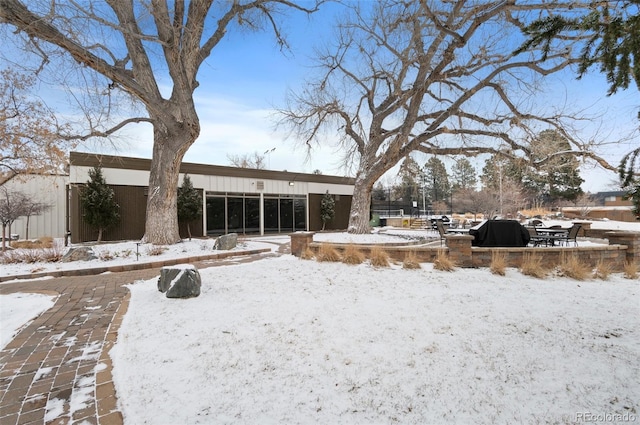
[0, 242, 287, 425]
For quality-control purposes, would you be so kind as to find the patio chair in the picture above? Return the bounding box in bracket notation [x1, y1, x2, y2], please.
[557, 224, 581, 246]
[528, 226, 549, 247]
[436, 220, 447, 246]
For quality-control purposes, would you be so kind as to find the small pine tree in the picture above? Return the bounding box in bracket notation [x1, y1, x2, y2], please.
[80, 166, 119, 242]
[320, 190, 335, 231]
[177, 174, 202, 240]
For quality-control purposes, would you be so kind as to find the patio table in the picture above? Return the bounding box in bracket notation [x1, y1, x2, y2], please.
[446, 228, 470, 234]
[533, 228, 569, 246]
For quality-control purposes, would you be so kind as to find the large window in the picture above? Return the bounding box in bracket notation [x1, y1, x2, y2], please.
[264, 198, 279, 232]
[227, 197, 244, 233]
[280, 199, 293, 232]
[245, 198, 260, 233]
[206, 197, 225, 235]
[206, 193, 306, 235]
[294, 198, 306, 230]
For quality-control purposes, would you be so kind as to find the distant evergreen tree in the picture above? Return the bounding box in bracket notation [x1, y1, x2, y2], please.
[372, 182, 388, 201]
[526, 130, 584, 204]
[177, 174, 202, 240]
[517, 3, 639, 203]
[619, 150, 640, 219]
[481, 154, 521, 192]
[80, 166, 119, 242]
[320, 191, 336, 230]
[423, 157, 451, 204]
[393, 156, 422, 205]
[451, 158, 478, 192]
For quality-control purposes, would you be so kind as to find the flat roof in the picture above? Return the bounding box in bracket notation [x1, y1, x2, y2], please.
[69, 152, 355, 186]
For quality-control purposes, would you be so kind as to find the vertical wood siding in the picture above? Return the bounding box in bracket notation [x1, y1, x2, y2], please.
[71, 185, 205, 243]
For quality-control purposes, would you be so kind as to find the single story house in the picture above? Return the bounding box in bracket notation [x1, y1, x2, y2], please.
[562, 190, 637, 222]
[3, 152, 356, 243]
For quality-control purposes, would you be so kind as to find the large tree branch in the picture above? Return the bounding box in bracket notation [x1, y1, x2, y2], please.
[59, 117, 154, 141]
[0, 0, 164, 114]
[197, 0, 321, 72]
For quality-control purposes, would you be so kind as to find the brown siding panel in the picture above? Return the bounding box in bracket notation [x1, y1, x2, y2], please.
[178, 189, 204, 240]
[71, 185, 148, 243]
[309, 193, 352, 231]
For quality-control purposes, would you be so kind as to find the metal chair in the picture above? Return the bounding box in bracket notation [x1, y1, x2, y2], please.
[436, 220, 447, 246]
[528, 226, 548, 247]
[558, 224, 581, 246]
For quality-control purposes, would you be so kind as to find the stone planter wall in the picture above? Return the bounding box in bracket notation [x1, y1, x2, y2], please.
[291, 231, 640, 272]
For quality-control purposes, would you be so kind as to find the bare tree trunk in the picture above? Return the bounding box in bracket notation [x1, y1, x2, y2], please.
[97, 228, 103, 243]
[348, 177, 374, 234]
[144, 143, 183, 245]
[143, 120, 197, 245]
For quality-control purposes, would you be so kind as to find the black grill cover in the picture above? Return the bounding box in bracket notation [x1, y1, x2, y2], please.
[469, 220, 530, 247]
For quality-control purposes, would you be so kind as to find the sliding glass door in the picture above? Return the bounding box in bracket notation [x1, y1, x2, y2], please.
[206, 193, 306, 235]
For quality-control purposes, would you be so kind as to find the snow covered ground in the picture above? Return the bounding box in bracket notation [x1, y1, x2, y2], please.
[1, 219, 639, 424]
[0, 292, 57, 349]
[0, 237, 283, 279]
[0, 218, 636, 280]
[110, 257, 639, 424]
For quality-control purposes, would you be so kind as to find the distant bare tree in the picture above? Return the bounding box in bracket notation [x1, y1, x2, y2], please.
[1, 69, 72, 176]
[473, 191, 501, 220]
[570, 192, 596, 218]
[461, 181, 526, 220]
[227, 152, 267, 170]
[0, 186, 28, 250]
[452, 189, 481, 217]
[281, 1, 615, 233]
[21, 199, 52, 240]
[431, 200, 449, 216]
[500, 181, 528, 218]
[1, 0, 321, 244]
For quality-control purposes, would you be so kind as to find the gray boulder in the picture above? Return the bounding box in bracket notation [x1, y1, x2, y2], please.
[157, 265, 201, 298]
[61, 247, 97, 263]
[214, 233, 238, 250]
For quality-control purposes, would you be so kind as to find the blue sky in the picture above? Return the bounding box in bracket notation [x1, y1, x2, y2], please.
[78, 2, 353, 174]
[16, 2, 637, 193]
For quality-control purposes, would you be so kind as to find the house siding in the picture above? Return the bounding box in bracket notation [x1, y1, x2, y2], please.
[68, 152, 354, 242]
[1, 174, 68, 240]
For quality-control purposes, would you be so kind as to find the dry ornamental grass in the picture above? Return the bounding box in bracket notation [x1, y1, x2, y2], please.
[6, 237, 54, 249]
[490, 251, 507, 276]
[519, 252, 547, 279]
[624, 261, 638, 280]
[342, 244, 365, 265]
[300, 247, 315, 260]
[402, 251, 421, 270]
[146, 245, 168, 256]
[369, 246, 390, 268]
[557, 253, 590, 281]
[433, 249, 455, 272]
[316, 243, 341, 262]
[0, 238, 63, 264]
[592, 261, 612, 280]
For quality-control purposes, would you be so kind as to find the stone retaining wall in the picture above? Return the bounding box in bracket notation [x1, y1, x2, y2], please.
[293, 231, 640, 272]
